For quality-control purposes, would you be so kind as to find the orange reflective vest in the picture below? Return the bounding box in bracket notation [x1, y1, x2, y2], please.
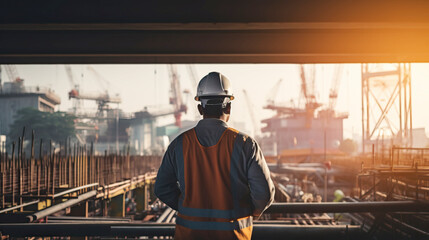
[174, 127, 253, 240]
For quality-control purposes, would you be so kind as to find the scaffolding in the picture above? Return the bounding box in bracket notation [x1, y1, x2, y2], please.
[361, 63, 412, 154]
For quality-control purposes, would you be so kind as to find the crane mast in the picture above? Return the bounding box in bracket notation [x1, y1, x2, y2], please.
[167, 65, 187, 127]
[328, 64, 343, 111]
[266, 78, 283, 105]
[67, 66, 121, 117]
[186, 64, 201, 120]
[243, 89, 259, 137]
[64, 65, 82, 113]
[4, 65, 23, 82]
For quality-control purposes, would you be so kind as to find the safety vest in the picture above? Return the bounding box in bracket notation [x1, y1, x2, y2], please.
[174, 127, 253, 240]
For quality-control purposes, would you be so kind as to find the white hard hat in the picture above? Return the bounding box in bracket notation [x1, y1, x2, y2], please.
[195, 72, 234, 102]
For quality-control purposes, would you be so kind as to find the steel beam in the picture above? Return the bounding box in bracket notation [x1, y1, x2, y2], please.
[0, 200, 39, 214]
[52, 183, 98, 198]
[2, 1, 429, 63]
[26, 190, 97, 222]
[265, 201, 429, 214]
[0, 223, 363, 239]
[2, 1, 429, 24]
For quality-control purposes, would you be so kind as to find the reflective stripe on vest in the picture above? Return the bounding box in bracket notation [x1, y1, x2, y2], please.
[176, 215, 252, 231]
[175, 127, 252, 232]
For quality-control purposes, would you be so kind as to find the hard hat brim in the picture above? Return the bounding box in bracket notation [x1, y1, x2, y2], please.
[195, 95, 234, 101]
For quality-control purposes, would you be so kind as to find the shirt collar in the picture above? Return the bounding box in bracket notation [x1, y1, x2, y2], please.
[196, 118, 228, 128]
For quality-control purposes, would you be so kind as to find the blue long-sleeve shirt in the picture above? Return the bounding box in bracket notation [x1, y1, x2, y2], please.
[155, 118, 275, 217]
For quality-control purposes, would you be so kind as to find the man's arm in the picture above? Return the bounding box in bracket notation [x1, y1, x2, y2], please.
[246, 138, 275, 217]
[154, 141, 181, 210]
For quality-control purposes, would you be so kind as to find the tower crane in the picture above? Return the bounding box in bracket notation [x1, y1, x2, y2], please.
[263, 78, 305, 116]
[87, 66, 110, 94]
[186, 65, 198, 91]
[328, 65, 343, 111]
[1, 65, 24, 93]
[299, 64, 320, 111]
[299, 64, 321, 128]
[186, 64, 200, 120]
[68, 66, 121, 117]
[64, 65, 82, 113]
[243, 89, 259, 137]
[167, 65, 187, 127]
[3, 65, 23, 82]
[266, 78, 283, 105]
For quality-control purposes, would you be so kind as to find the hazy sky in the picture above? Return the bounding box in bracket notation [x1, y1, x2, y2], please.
[2, 63, 429, 141]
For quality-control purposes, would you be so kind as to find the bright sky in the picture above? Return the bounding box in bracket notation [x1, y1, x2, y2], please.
[2, 63, 429, 141]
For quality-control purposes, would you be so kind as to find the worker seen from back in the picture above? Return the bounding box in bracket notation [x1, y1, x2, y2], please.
[155, 72, 275, 240]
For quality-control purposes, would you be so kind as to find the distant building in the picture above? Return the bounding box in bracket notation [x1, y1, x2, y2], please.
[411, 128, 429, 148]
[129, 111, 158, 155]
[0, 80, 61, 135]
[261, 110, 347, 157]
[0, 135, 6, 153]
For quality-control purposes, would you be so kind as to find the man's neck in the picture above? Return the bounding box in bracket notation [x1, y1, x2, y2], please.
[203, 115, 229, 122]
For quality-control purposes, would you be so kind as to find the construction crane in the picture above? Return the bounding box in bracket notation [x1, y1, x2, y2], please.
[299, 64, 321, 111]
[328, 65, 343, 111]
[299, 64, 322, 128]
[266, 78, 283, 105]
[167, 65, 187, 127]
[3, 65, 23, 82]
[243, 89, 259, 137]
[64, 65, 82, 113]
[186, 65, 198, 91]
[87, 66, 110, 94]
[263, 78, 306, 116]
[186, 65, 201, 120]
[1, 65, 24, 93]
[68, 66, 121, 116]
[300, 65, 321, 108]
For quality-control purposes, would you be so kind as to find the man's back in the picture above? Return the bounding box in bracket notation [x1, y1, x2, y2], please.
[155, 118, 275, 240]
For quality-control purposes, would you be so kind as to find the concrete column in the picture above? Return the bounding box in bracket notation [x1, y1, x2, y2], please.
[103, 199, 108, 217]
[109, 193, 125, 217]
[135, 184, 148, 212]
[69, 201, 89, 217]
[148, 181, 156, 205]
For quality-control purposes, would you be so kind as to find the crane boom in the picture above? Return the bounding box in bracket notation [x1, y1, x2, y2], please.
[186, 64, 201, 120]
[64, 65, 77, 89]
[328, 64, 343, 110]
[87, 65, 110, 92]
[4, 65, 22, 82]
[168, 65, 187, 127]
[69, 92, 121, 103]
[243, 89, 259, 137]
[186, 65, 198, 91]
[266, 78, 283, 105]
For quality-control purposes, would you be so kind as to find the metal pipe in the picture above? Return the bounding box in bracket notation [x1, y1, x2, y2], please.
[47, 216, 131, 222]
[0, 223, 363, 239]
[156, 207, 173, 223]
[265, 201, 429, 214]
[165, 209, 176, 223]
[26, 190, 96, 222]
[53, 182, 99, 198]
[0, 200, 40, 214]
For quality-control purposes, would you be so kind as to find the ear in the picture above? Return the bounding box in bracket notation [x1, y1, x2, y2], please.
[224, 102, 231, 115]
[197, 104, 204, 115]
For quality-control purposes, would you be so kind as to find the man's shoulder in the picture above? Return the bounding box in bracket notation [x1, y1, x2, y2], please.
[228, 127, 257, 146]
[166, 128, 195, 151]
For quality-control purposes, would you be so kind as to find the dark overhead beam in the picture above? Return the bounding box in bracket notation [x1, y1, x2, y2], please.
[0, 223, 362, 239]
[2, 0, 429, 23]
[1, 0, 429, 63]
